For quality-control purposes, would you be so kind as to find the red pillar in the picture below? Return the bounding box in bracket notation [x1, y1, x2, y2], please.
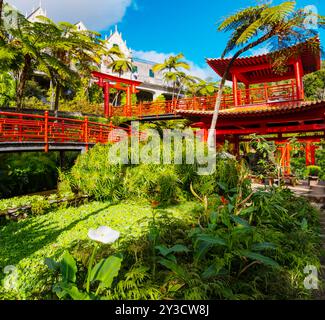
[299, 58, 305, 100]
[278, 144, 291, 175]
[232, 73, 239, 106]
[305, 142, 311, 166]
[284, 143, 291, 175]
[311, 146, 316, 166]
[104, 82, 110, 118]
[306, 142, 316, 166]
[203, 128, 208, 143]
[44, 111, 49, 153]
[125, 86, 132, 117]
[294, 59, 303, 100]
[245, 84, 250, 104]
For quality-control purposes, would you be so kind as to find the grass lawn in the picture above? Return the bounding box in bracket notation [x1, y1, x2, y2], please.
[0, 200, 198, 299]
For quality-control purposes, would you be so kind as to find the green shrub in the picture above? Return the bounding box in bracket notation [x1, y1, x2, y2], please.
[125, 164, 182, 204]
[305, 165, 321, 177]
[66, 144, 127, 201]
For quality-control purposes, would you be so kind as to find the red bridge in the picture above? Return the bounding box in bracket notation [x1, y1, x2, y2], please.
[0, 111, 135, 153]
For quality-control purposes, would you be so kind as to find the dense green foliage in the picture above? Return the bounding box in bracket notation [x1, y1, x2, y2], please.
[0, 152, 79, 198]
[0, 187, 321, 300]
[58, 143, 251, 205]
[304, 62, 325, 101]
[0, 142, 322, 300]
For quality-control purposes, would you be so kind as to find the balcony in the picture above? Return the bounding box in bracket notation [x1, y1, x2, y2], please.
[111, 82, 299, 118]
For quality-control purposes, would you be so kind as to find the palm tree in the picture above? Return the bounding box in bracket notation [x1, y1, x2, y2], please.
[153, 53, 190, 99]
[108, 58, 133, 78]
[175, 72, 200, 99]
[107, 58, 133, 106]
[37, 18, 105, 113]
[207, 1, 318, 148]
[186, 80, 219, 97]
[4, 12, 47, 109]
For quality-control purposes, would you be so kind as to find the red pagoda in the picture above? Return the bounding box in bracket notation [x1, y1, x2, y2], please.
[174, 38, 325, 174]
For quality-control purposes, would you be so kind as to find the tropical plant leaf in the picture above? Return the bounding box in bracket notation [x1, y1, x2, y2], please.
[196, 234, 227, 246]
[158, 258, 188, 281]
[251, 242, 277, 251]
[54, 282, 91, 300]
[60, 251, 77, 283]
[230, 215, 250, 227]
[239, 250, 279, 268]
[44, 257, 60, 271]
[90, 255, 123, 289]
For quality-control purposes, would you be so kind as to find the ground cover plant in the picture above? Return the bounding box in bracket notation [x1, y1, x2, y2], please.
[0, 142, 322, 300]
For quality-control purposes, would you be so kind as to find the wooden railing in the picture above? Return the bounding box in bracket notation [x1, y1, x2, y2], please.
[0, 111, 135, 152]
[111, 82, 298, 118]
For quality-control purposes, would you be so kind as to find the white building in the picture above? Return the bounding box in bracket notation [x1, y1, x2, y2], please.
[26, 5, 174, 102]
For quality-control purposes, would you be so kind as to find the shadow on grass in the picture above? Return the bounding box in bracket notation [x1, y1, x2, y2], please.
[0, 204, 113, 270]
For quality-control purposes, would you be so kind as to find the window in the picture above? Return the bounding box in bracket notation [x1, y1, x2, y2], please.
[132, 66, 138, 73]
[149, 69, 155, 78]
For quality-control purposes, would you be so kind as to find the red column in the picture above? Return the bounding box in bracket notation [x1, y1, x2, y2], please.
[44, 111, 49, 153]
[294, 59, 303, 100]
[264, 83, 269, 102]
[305, 142, 311, 166]
[311, 146, 316, 166]
[245, 84, 250, 104]
[284, 143, 291, 175]
[84, 116, 89, 152]
[232, 73, 238, 106]
[126, 86, 132, 117]
[299, 58, 305, 100]
[104, 82, 110, 118]
[278, 144, 291, 175]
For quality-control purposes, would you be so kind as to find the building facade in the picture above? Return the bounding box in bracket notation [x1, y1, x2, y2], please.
[27, 5, 174, 102]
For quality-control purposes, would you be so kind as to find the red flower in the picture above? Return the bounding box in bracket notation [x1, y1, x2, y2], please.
[151, 200, 160, 208]
[221, 196, 228, 205]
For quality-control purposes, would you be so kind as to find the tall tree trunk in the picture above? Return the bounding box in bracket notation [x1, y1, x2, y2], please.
[16, 55, 31, 110]
[49, 80, 55, 110]
[207, 32, 276, 149]
[0, 0, 3, 27]
[54, 84, 61, 117]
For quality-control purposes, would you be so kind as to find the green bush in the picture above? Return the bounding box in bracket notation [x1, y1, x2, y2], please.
[125, 164, 182, 204]
[64, 144, 127, 201]
[305, 165, 321, 177]
[60, 141, 250, 205]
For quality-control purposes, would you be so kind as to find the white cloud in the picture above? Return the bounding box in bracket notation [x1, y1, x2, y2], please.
[7, 0, 133, 30]
[133, 50, 218, 81]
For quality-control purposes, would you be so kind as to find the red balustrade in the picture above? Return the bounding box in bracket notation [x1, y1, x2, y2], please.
[110, 82, 297, 118]
[0, 111, 133, 152]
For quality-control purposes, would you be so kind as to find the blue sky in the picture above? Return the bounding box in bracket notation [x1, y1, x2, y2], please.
[9, 0, 325, 79]
[103, 0, 325, 69]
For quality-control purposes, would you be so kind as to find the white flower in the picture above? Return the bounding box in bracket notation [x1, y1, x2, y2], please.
[88, 226, 120, 244]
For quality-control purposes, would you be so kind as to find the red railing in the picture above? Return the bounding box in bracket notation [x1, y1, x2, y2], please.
[111, 82, 298, 118]
[0, 111, 137, 152]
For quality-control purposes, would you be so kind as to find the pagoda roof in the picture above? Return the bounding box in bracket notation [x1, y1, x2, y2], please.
[206, 38, 321, 84]
[176, 99, 325, 119]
